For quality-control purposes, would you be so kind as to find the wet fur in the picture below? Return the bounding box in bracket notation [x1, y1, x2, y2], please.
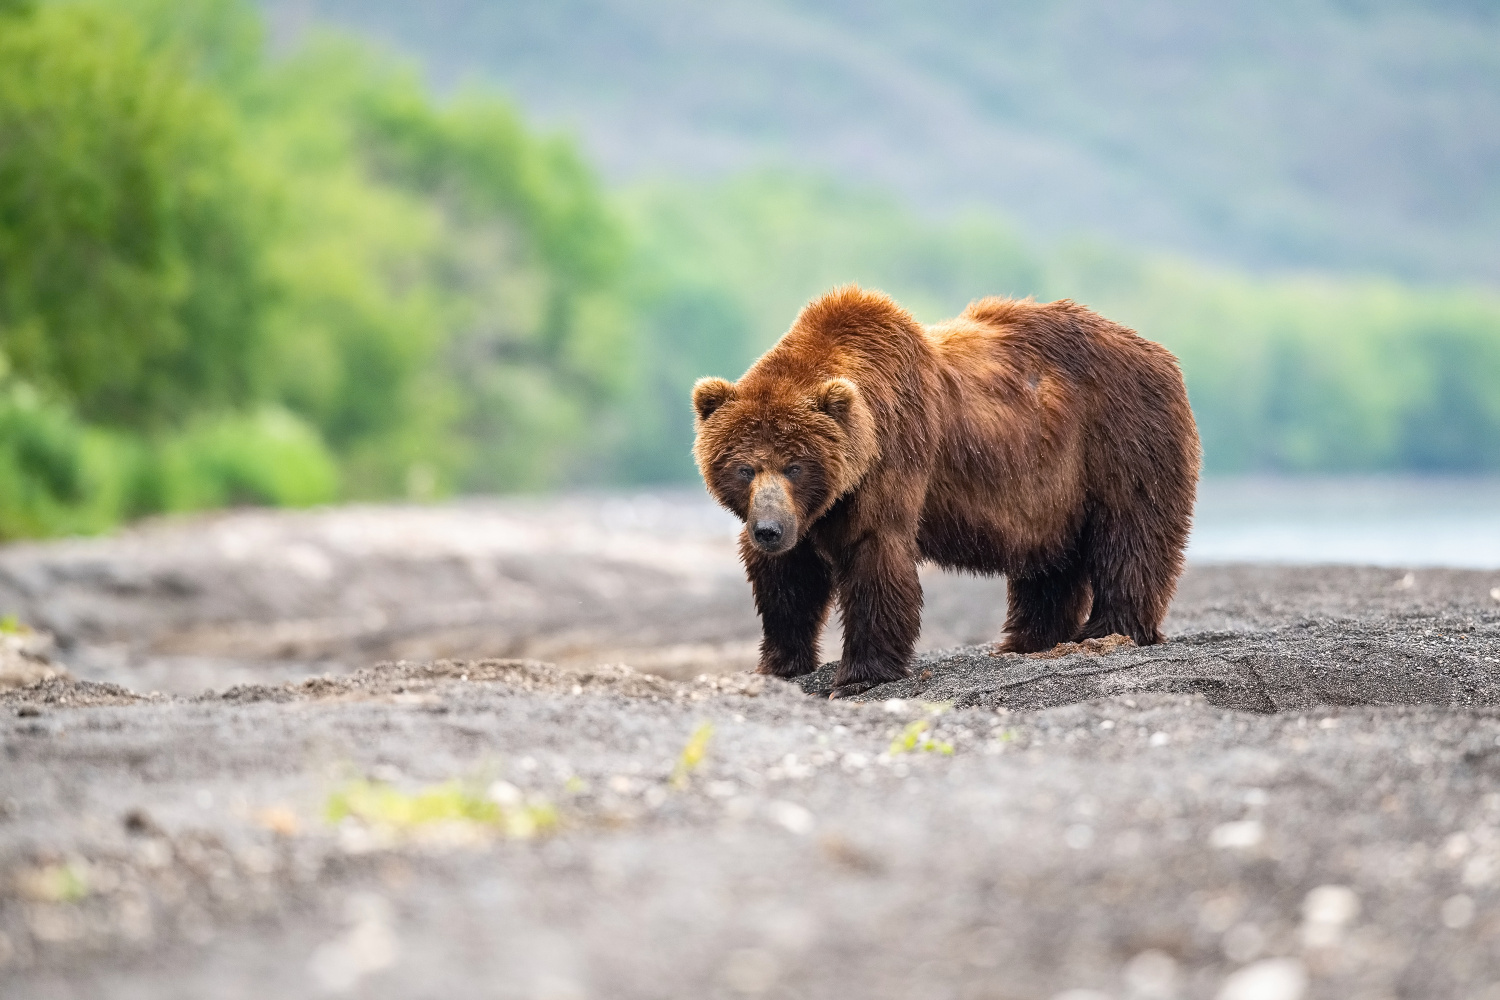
[693, 286, 1200, 694]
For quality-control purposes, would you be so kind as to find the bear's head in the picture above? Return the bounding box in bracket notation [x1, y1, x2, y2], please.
[691, 374, 876, 555]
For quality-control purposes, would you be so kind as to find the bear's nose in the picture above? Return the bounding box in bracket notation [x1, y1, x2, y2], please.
[753, 520, 784, 547]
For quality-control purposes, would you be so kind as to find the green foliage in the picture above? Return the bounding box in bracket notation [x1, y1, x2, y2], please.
[2, 0, 1497, 544]
[245, 36, 629, 495]
[1052, 249, 1500, 472]
[889, 719, 954, 756]
[0, 0, 631, 536]
[147, 409, 339, 512]
[670, 722, 714, 788]
[325, 778, 559, 840]
[613, 173, 1044, 481]
[254, 0, 1500, 285]
[0, 3, 270, 429]
[617, 172, 1500, 479]
[0, 382, 98, 539]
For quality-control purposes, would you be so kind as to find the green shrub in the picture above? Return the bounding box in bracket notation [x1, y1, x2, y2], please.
[0, 381, 134, 540]
[0, 2, 272, 430]
[148, 409, 339, 512]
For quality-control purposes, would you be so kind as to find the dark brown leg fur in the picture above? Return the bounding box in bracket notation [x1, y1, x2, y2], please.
[830, 532, 921, 692]
[998, 558, 1092, 653]
[1076, 507, 1177, 646]
[742, 534, 833, 677]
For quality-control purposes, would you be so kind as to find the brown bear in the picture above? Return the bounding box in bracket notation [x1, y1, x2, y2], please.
[692, 285, 1199, 698]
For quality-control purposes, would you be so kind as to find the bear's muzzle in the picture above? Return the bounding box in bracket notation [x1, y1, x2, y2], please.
[748, 474, 797, 554]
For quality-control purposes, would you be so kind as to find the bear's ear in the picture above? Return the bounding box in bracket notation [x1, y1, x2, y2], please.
[692, 377, 737, 422]
[814, 377, 859, 423]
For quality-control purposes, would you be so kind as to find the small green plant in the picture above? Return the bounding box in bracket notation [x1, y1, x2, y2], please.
[889, 719, 954, 756]
[671, 721, 714, 788]
[17, 862, 89, 902]
[325, 778, 557, 839]
[0, 613, 25, 634]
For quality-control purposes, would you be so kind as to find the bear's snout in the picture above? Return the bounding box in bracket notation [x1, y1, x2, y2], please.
[753, 520, 784, 547]
[748, 474, 797, 554]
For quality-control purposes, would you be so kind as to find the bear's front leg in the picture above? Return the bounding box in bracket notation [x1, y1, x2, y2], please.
[830, 533, 922, 698]
[741, 534, 833, 678]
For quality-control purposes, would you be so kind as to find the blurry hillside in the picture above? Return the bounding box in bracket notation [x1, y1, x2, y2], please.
[1, 0, 1498, 541]
[263, 0, 1500, 285]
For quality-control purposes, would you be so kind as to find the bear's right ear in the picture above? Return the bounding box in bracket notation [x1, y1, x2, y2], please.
[815, 377, 859, 423]
[692, 377, 737, 422]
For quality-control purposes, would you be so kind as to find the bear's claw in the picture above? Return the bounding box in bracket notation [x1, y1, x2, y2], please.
[828, 680, 882, 700]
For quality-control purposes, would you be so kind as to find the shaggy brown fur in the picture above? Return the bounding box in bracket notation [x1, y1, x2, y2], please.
[692, 286, 1199, 698]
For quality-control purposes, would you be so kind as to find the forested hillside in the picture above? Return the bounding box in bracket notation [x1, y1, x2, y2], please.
[615, 175, 1500, 483]
[2, 0, 1498, 540]
[264, 0, 1500, 285]
[0, 0, 631, 536]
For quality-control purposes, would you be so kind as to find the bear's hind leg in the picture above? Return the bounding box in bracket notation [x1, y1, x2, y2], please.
[1077, 507, 1183, 646]
[997, 560, 1091, 654]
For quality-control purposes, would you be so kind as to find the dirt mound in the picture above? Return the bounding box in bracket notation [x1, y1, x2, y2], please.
[801, 618, 1500, 713]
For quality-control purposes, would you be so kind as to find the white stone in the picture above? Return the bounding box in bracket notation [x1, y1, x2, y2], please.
[1215, 958, 1307, 1000]
[1210, 820, 1264, 849]
[1441, 894, 1476, 929]
[767, 800, 814, 835]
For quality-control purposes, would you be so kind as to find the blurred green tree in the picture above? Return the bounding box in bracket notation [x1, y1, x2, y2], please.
[0, 1, 271, 429]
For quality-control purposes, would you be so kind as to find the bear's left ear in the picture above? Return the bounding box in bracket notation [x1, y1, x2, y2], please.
[692, 377, 737, 422]
[815, 377, 859, 422]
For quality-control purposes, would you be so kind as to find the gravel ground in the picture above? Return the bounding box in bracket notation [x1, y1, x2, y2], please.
[2, 498, 1500, 999]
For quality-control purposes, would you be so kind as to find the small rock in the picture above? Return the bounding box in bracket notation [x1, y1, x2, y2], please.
[767, 800, 814, 835]
[1124, 948, 1178, 998]
[1222, 923, 1265, 963]
[1210, 820, 1264, 849]
[1063, 824, 1094, 850]
[1215, 958, 1307, 1000]
[1441, 894, 1475, 929]
[1300, 885, 1359, 947]
[0, 628, 66, 691]
[724, 947, 778, 995]
[122, 808, 163, 837]
[308, 893, 399, 993]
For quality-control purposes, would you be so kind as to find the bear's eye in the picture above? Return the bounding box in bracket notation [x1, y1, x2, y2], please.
[785, 464, 802, 480]
[735, 465, 754, 482]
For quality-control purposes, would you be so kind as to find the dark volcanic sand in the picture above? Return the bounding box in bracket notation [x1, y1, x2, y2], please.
[1, 499, 1499, 999]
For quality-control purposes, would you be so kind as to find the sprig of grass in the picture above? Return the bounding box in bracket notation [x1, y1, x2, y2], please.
[671, 722, 715, 788]
[17, 862, 89, 902]
[325, 779, 557, 839]
[889, 719, 954, 756]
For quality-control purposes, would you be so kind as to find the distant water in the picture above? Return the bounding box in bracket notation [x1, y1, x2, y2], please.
[1188, 476, 1500, 569]
[608, 477, 1500, 570]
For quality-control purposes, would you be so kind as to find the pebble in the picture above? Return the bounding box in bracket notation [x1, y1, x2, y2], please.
[767, 800, 814, 835]
[724, 947, 778, 994]
[1215, 958, 1307, 1000]
[1301, 884, 1359, 947]
[1124, 949, 1178, 998]
[1210, 820, 1265, 849]
[1441, 894, 1476, 929]
[1063, 824, 1094, 850]
[307, 893, 398, 993]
